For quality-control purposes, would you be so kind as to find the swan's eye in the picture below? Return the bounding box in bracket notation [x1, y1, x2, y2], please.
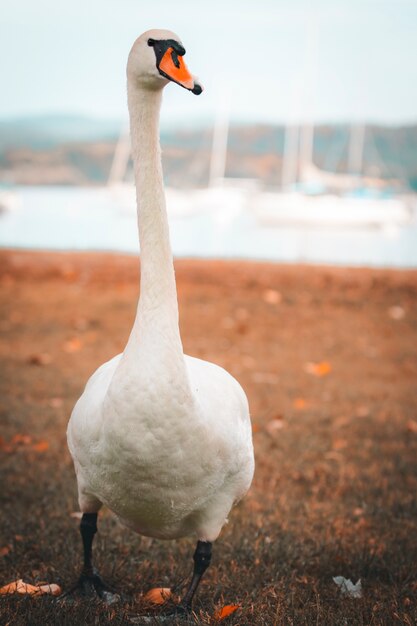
[148, 38, 155, 47]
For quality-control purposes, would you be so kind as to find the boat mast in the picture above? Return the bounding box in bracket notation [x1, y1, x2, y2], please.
[209, 90, 230, 187]
[108, 126, 131, 186]
[348, 124, 365, 177]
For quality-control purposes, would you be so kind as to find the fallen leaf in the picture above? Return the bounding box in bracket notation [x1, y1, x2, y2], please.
[27, 353, 52, 366]
[296, 575, 310, 584]
[293, 397, 307, 410]
[0, 546, 11, 557]
[262, 289, 282, 304]
[37, 583, 62, 596]
[406, 420, 417, 434]
[388, 305, 405, 320]
[11, 434, 32, 446]
[63, 338, 82, 353]
[266, 416, 285, 434]
[0, 580, 36, 595]
[214, 604, 240, 620]
[333, 576, 362, 598]
[49, 397, 63, 408]
[32, 440, 49, 453]
[143, 587, 172, 605]
[332, 438, 348, 451]
[304, 361, 332, 377]
[0, 579, 61, 596]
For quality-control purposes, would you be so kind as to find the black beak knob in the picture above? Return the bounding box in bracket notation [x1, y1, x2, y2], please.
[192, 83, 203, 95]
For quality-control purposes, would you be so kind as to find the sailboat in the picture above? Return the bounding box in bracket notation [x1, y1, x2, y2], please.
[0, 187, 19, 214]
[250, 123, 414, 229]
[107, 126, 202, 218]
[107, 96, 253, 221]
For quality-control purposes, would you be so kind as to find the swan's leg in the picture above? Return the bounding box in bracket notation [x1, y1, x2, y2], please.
[79, 512, 98, 576]
[127, 541, 213, 623]
[61, 513, 119, 604]
[178, 540, 212, 612]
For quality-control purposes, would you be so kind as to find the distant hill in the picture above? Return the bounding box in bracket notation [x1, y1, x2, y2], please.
[0, 114, 120, 152]
[0, 114, 416, 190]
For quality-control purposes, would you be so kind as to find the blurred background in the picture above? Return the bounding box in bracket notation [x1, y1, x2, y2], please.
[0, 0, 416, 266]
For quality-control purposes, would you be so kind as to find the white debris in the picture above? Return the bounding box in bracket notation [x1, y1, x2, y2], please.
[388, 305, 405, 320]
[333, 576, 362, 598]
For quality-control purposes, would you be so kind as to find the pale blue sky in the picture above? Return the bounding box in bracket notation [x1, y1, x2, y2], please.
[1, 0, 416, 126]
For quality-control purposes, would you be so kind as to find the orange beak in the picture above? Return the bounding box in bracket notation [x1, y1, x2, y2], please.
[159, 47, 203, 95]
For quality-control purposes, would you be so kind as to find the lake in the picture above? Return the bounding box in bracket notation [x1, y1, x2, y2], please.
[0, 186, 416, 268]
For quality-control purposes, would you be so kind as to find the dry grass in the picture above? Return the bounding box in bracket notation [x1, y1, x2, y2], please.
[0, 250, 416, 625]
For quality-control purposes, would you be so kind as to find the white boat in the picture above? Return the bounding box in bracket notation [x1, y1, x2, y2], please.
[250, 124, 414, 230]
[253, 190, 413, 229]
[107, 93, 254, 222]
[0, 189, 19, 213]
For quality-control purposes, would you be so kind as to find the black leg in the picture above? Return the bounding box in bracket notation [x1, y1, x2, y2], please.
[60, 512, 119, 604]
[179, 540, 212, 611]
[80, 512, 98, 576]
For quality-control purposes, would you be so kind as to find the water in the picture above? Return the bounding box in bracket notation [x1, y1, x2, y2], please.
[0, 186, 416, 268]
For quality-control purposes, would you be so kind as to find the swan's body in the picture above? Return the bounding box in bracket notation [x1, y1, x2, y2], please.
[68, 351, 252, 541]
[66, 28, 254, 608]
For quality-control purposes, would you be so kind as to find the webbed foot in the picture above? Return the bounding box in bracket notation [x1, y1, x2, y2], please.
[60, 568, 120, 605]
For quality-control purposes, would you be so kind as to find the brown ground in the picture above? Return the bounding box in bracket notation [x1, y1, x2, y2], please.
[0, 249, 416, 625]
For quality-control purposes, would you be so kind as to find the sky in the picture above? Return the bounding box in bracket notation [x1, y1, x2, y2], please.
[1, 0, 417, 127]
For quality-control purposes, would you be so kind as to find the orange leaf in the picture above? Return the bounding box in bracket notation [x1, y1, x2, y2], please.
[143, 587, 172, 605]
[0, 546, 11, 557]
[214, 604, 240, 620]
[37, 583, 62, 596]
[332, 438, 348, 451]
[304, 361, 332, 377]
[293, 398, 307, 410]
[32, 440, 49, 453]
[0, 579, 61, 596]
[11, 434, 32, 446]
[406, 420, 417, 434]
[63, 338, 82, 353]
[262, 289, 282, 304]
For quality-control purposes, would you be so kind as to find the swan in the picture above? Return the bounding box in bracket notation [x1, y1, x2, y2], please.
[66, 28, 254, 614]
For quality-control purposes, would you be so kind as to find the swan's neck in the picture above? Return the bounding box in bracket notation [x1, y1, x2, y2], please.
[125, 83, 184, 363]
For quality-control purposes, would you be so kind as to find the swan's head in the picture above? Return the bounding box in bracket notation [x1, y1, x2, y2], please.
[127, 29, 203, 95]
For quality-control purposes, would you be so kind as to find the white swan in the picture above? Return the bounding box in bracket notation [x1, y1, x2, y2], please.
[66, 28, 254, 613]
